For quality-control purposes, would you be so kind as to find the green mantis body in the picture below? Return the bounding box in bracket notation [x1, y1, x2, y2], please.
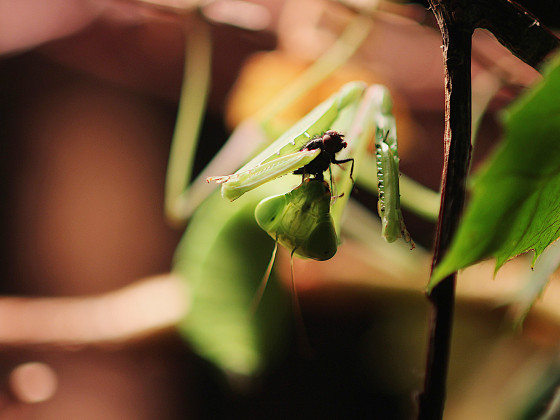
[208, 81, 412, 253]
[376, 132, 413, 245]
[255, 178, 337, 261]
[169, 9, 439, 376]
[209, 148, 321, 201]
[208, 82, 365, 201]
[177, 82, 417, 377]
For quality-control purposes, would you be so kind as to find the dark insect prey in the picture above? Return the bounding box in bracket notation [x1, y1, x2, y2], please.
[293, 130, 354, 181]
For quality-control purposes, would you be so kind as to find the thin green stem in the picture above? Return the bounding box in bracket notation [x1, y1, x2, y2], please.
[165, 18, 212, 226]
[257, 14, 372, 128]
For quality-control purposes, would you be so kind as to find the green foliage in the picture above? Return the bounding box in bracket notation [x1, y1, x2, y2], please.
[430, 51, 560, 290]
[173, 186, 289, 377]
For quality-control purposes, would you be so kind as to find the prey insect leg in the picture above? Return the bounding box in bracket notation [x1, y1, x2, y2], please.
[333, 157, 355, 182]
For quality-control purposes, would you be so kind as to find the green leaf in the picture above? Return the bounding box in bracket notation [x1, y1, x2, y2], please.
[430, 51, 560, 291]
[173, 185, 290, 377]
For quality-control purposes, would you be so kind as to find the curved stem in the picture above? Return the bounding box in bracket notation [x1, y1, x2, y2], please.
[418, 1, 558, 418]
[419, 1, 473, 418]
[472, 0, 559, 69]
[165, 18, 212, 226]
[257, 14, 372, 127]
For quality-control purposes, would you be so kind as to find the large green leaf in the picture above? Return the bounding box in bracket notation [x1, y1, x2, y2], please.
[174, 184, 290, 377]
[430, 51, 560, 291]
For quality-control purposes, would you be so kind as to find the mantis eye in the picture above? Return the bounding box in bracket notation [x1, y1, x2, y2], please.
[254, 194, 286, 226]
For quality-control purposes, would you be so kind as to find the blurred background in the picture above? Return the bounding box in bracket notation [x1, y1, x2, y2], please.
[0, 0, 559, 418]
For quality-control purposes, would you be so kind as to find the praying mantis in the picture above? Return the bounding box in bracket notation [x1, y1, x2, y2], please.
[207, 81, 413, 260]
[173, 80, 432, 376]
[154, 9, 439, 379]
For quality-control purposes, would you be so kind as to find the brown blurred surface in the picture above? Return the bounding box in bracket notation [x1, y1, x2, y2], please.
[0, 0, 555, 418]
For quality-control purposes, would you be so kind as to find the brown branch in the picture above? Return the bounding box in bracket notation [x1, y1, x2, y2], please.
[418, 1, 558, 419]
[418, 3, 473, 419]
[471, 0, 560, 70]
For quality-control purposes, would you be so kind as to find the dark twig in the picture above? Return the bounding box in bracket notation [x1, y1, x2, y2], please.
[418, 2, 472, 418]
[472, 0, 559, 69]
[418, 0, 558, 419]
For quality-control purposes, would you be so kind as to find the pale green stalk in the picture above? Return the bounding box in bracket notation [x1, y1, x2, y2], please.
[257, 14, 372, 128]
[169, 14, 371, 221]
[165, 19, 212, 225]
